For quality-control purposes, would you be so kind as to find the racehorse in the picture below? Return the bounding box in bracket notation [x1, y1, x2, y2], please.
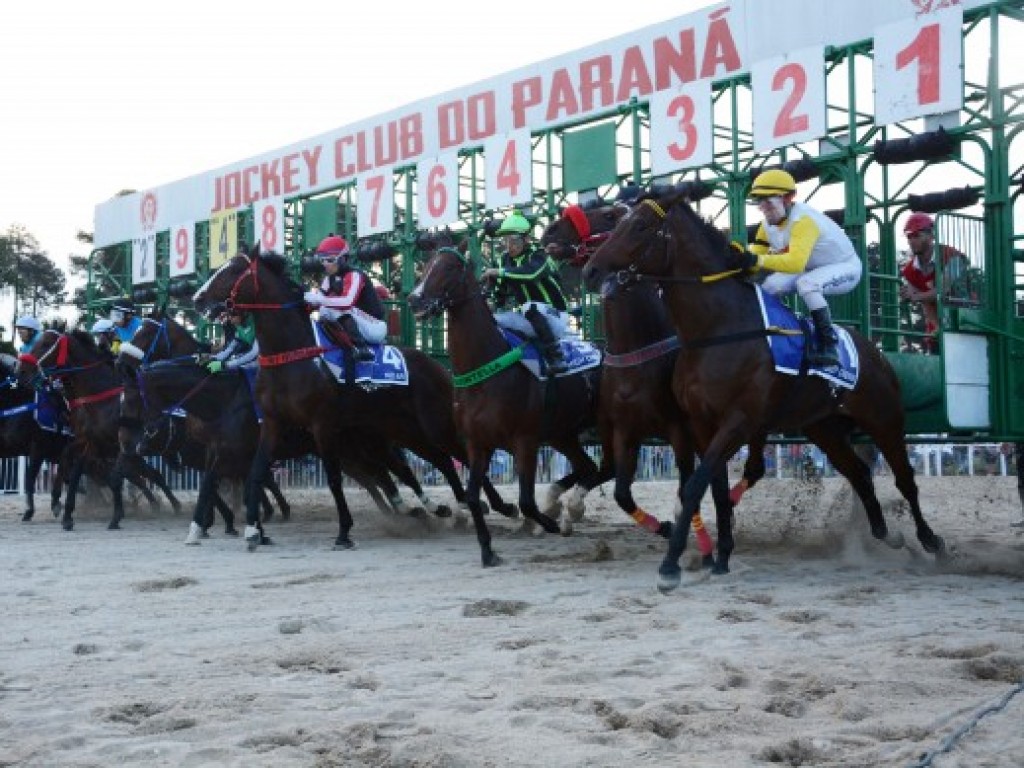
[541, 204, 751, 559]
[15, 330, 183, 531]
[407, 238, 607, 566]
[582, 188, 946, 591]
[0, 352, 66, 521]
[122, 311, 465, 544]
[192, 244, 517, 556]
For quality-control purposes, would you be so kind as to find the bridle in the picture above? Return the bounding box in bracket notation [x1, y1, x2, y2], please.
[554, 204, 620, 266]
[412, 247, 479, 317]
[119, 317, 173, 364]
[224, 253, 304, 313]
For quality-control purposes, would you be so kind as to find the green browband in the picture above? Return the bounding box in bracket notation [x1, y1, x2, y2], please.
[452, 344, 527, 388]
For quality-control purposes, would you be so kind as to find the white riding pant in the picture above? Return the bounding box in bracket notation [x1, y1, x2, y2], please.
[761, 260, 862, 312]
[494, 301, 572, 339]
[320, 306, 387, 344]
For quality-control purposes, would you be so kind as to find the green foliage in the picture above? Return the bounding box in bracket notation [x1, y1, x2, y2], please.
[0, 225, 68, 316]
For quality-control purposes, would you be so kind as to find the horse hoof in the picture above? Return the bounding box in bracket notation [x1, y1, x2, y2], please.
[171, 502, 182, 515]
[224, 527, 239, 537]
[922, 533, 945, 556]
[21, 511, 34, 523]
[711, 561, 731, 576]
[657, 567, 681, 594]
[52, 504, 62, 518]
[245, 526, 261, 552]
[432, 504, 453, 519]
[537, 514, 561, 534]
[62, 522, 74, 532]
[482, 550, 503, 567]
[107, 522, 121, 530]
[495, 503, 519, 519]
[559, 522, 573, 537]
[333, 537, 356, 550]
[280, 506, 291, 521]
[408, 506, 427, 519]
[260, 535, 273, 546]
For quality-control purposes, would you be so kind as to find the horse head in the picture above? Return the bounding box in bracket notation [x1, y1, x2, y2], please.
[193, 240, 300, 315]
[583, 184, 729, 292]
[407, 235, 477, 320]
[540, 201, 627, 266]
[119, 314, 201, 370]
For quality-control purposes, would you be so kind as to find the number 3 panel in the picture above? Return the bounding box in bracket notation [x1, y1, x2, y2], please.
[650, 79, 713, 176]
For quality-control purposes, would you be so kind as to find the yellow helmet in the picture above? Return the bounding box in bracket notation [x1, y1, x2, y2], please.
[749, 169, 797, 198]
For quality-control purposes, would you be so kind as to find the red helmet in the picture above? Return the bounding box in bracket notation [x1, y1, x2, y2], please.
[316, 235, 349, 257]
[903, 212, 934, 235]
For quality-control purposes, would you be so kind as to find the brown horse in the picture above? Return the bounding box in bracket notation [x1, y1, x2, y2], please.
[122, 312, 459, 539]
[192, 244, 516, 557]
[15, 330, 182, 531]
[582, 189, 945, 591]
[542, 203, 752, 562]
[407, 240, 606, 565]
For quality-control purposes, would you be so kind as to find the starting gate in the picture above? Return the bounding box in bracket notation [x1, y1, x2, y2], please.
[88, 0, 1024, 441]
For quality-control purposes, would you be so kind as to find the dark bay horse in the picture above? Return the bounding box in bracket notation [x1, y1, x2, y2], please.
[121, 311, 460, 541]
[407, 242, 606, 565]
[15, 330, 182, 531]
[0, 353, 66, 521]
[192, 245, 516, 556]
[582, 190, 945, 591]
[541, 203, 752, 561]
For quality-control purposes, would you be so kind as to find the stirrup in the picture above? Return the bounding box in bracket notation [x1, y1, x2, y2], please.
[353, 346, 374, 362]
[808, 345, 839, 368]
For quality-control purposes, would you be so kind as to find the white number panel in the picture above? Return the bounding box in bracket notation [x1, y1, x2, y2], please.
[752, 45, 826, 153]
[357, 172, 395, 237]
[650, 79, 713, 175]
[874, 7, 963, 126]
[169, 222, 195, 278]
[132, 233, 157, 285]
[417, 154, 460, 228]
[485, 130, 532, 208]
[253, 197, 285, 255]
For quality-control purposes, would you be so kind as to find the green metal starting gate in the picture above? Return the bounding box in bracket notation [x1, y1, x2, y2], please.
[87, 0, 1024, 440]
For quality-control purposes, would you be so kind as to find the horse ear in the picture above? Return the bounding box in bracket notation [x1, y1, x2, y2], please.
[249, 241, 261, 258]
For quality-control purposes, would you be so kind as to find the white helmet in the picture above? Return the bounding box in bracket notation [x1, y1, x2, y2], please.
[91, 318, 115, 334]
[15, 316, 42, 333]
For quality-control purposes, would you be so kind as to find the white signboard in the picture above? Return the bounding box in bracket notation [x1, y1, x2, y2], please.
[417, 154, 460, 229]
[650, 80, 713, 175]
[169, 222, 195, 278]
[752, 46, 826, 153]
[132, 233, 157, 285]
[253, 197, 285, 254]
[357, 172, 395, 237]
[873, 7, 963, 126]
[485, 130, 532, 207]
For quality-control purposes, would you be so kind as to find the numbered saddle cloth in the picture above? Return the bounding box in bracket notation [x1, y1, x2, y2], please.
[314, 321, 410, 386]
[754, 286, 860, 389]
[34, 391, 72, 435]
[499, 329, 602, 381]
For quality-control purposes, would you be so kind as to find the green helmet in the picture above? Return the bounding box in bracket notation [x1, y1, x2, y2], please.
[496, 211, 532, 236]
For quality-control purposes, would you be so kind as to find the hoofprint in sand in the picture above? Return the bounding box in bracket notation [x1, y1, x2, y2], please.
[1, 475, 1022, 768]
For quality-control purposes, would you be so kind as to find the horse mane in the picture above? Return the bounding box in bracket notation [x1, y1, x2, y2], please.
[259, 251, 305, 296]
[665, 196, 731, 257]
[70, 328, 100, 352]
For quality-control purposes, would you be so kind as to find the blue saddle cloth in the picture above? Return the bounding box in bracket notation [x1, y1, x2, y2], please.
[313, 321, 410, 386]
[35, 391, 72, 435]
[499, 329, 602, 380]
[754, 286, 860, 389]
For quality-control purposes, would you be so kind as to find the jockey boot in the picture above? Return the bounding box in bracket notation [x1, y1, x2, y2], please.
[525, 305, 568, 375]
[338, 315, 375, 362]
[808, 307, 840, 368]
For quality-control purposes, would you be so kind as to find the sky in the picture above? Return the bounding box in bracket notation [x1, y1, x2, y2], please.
[0, 1, 708, 325]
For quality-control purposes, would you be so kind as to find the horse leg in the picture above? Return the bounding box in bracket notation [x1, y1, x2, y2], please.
[264, 472, 291, 521]
[868, 429, 944, 555]
[243, 439, 276, 550]
[730, 433, 767, 506]
[513, 441, 561, 535]
[186, 470, 223, 544]
[480, 477, 517, 519]
[804, 421, 904, 549]
[49, 459, 63, 518]
[106, 460, 127, 531]
[672, 438, 715, 568]
[380, 446, 431, 517]
[22, 452, 41, 522]
[464, 448, 500, 566]
[62, 454, 86, 532]
[216, 483, 238, 535]
[612, 429, 671, 538]
[321, 455, 355, 550]
[707, 465, 735, 575]
[547, 440, 600, 535]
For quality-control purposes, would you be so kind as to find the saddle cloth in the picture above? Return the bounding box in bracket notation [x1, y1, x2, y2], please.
[314, 321, 410, 386]
[35, 391, 72, 435]
[499, 329, 602, 380]
[754, 286, 860, 389]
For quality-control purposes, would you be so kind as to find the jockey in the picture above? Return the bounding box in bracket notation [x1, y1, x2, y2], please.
[304, 234, 386, 362]
[108, 298, 142, 354]
[89, 317, 118, 358]
[205, 306, 258, 373]
[14, 316, 42, 354]
[481, 211, 571, 374]
[732, 169, 862, 368]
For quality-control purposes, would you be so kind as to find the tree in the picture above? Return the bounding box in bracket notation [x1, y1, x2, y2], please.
[0, 225, 68, 319]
